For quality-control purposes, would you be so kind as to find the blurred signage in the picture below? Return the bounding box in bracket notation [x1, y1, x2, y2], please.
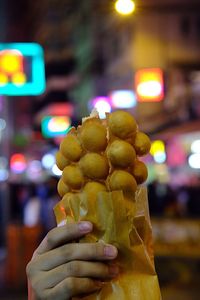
[0, 43, 45, 95]
[41, 116, 71, 138]
[135, 68, 164, 102]
[110, 90, 136, 109]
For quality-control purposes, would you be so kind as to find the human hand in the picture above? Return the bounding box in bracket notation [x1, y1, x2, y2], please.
[26, 221, 118, 300]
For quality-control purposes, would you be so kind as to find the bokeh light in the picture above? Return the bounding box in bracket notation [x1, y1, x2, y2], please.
[110, 90, 136, 108]
[115, 0, 135, 15]
[188, 153, 200, 169]
[191, 140, 200, 153]
[41, 153, 56, 169]
[10, 153, 27, 174]
[89, 96, 111, 119]
[52, 164, 62, 176]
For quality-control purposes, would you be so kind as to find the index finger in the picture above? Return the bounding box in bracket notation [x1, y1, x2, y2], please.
[33, 221, 93, 258]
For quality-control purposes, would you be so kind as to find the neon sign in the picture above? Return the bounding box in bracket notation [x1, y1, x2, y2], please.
[0, 43, 45, 95]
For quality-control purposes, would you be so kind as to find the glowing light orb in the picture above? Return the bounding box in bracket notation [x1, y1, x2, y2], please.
[191, 140, 200, 153]
[110, 90, 136, 108]
[188, 153, 200, 169]
[52, 164, 62, 176]
[90, 97, 111, 119]
[115, 0, 135, 15]
[10, 153, 27, 174]
[42, 153, 55, 169]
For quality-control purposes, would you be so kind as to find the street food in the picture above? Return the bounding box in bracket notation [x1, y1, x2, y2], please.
[107, 139, 136, 168]
[60, 133, 82, 162]
[83, 181, 107, 197]
[54, 110, 161, 300]
[107, 169, 137, 194]
[132, 160, 148, 184]
[108, 110, 137, 139]
[55, 151, 70, 171]
[133, 131, 151, 156]
[79, 153, 109, 179]
[62, 165, 84, 190]
[56, 110, 151, 194]
[57, 177, 70, 197]
[79, 118, 107, 152]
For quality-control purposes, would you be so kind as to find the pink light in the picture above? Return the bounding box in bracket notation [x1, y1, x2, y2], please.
[167, 139, 186, 167]
[90, 96, 111, 119]
[10, 153, 27, 174]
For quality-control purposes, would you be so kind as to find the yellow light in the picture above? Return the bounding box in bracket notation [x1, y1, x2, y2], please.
[150, 140, 165, 156]
[0, 50, 23, 74]
[0, 73, 8, 86]
[135, 68, 164, 102]
[137, 81, 162, 98]
[12, 72, 27, 86]
[48, 116, 71, 132]
[115, 0, 135, 15]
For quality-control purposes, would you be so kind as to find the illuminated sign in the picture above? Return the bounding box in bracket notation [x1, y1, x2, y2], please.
[135, 68, 164, 102]
[41, 116, 71, 138]
[110, 90, 136, 108]
[0, 43, 45, 95]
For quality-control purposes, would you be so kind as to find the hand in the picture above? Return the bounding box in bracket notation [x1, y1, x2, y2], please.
[26, 221, 118, 300]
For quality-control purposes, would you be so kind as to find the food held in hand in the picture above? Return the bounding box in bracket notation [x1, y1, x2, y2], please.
[62, 165, 84, 190]
[79, 153, 109, 179]
[57, 110, 151, 197]
[83, 181, 107, 197]
[133, 131, 151, 156]
[54, 110, 161, 300]
[55, 151, 70, 171]
[107, 139, 136, 168]
[108, 110, 137, 139]
[60, 133, 82, 162]
[80, 118, 107, 152]
[57, 178, 70, 197]
[132, 160, 148, 184]
[107, 170, 137, 194]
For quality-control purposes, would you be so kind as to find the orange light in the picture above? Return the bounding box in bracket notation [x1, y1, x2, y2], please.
[135, 68, 164, 102]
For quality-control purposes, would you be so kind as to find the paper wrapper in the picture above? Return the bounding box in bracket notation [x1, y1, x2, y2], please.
[54, 187, 161, 300]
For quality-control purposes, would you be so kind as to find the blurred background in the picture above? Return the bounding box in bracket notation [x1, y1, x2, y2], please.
[0, 0, 200, 299]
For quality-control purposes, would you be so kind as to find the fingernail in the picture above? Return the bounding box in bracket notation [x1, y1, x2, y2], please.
[104, 245, 118, 257]
[78, 221, 92, 233]
[109, 265, 119, 277]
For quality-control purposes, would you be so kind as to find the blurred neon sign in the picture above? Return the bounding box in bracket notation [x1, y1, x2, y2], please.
[0, 43, 45, 95]
[135, 68, 164, 102]
[41, 116, 71, 138]
[110, 90, 136, 108]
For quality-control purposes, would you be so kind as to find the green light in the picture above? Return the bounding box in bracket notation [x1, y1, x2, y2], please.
[41, 116, 71, 138]
[0, 43, 46, 95]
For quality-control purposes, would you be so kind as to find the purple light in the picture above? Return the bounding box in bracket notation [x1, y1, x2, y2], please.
[89, 96, 111, 119]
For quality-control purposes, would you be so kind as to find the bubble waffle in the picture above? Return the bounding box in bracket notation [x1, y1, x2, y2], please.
[54, 110, 161, 300]
[56, 110, 151, 197]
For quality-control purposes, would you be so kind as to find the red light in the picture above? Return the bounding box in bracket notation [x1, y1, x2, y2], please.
[135, 68, 164, 102]
[10, 153, 27, 173]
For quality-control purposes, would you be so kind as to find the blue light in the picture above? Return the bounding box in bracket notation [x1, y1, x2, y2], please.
[154, 151, 166, 164]
[110, 90, 136, 108]
[0, 43, 45, 95]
